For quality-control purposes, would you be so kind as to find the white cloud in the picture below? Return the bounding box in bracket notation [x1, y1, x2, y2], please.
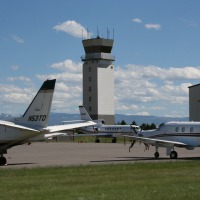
[133, 18, 142, 23]
[53, 20, 91, 39]
[11, 65, 19, 71]
[37, 59, 82, 83]
[114, 64, 198, 116]
[35, 59, 83, 113]
[136, 111, 150, 116]
[144, 24, 161, 30]
[1, 57, 198, 117]
[7, 76, 31, 82]
[50, 59, 82, 72]
[0, 83, 36, 114]
[178, 18, 198, 27]
[11, 35, 24, 43]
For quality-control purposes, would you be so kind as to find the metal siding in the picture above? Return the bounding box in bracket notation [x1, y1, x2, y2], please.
[189, 85, 200, 121]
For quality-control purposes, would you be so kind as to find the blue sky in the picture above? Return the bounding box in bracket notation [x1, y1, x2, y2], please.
[1, 0, 200, 117]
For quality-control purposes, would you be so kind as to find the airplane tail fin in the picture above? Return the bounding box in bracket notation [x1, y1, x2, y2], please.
[79, 106, 105, 125]
[79, 106, 93, 121]
[13, 79, 56, 128]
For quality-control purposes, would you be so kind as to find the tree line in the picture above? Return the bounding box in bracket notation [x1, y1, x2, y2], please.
[117, 120, 157, 130]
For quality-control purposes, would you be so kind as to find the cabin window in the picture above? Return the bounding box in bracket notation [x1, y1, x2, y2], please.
[182, 127, 185, 132]
[190, 127, 194, 132]
[175, 127, 179, 132]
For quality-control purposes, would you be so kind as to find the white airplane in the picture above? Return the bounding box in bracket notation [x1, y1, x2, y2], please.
[77, 106, 140, 143]
[0, 79, 95, 165]
[122, 121, 200, 159]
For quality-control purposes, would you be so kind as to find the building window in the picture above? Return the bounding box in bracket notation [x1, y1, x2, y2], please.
[89, 67, 91, 72]
[175, 127, 179, 132]
[190, 127, 194, 132]
[89, 77, 91, 82]
[182, 127, 185, 132]
[89, 106, 92, 112]
[89, 86, 92, 92]
[89, 97, 92, 102]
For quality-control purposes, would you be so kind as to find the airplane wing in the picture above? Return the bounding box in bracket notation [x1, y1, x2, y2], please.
[44, 132, 67, 139]
[122, 135, 188, 147]
[43, 121, 96, 133]
[0, 120, 40, 132]
[73, 133, 113, 137]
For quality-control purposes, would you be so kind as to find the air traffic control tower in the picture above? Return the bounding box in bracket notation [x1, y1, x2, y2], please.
[81, 36, 115, 124]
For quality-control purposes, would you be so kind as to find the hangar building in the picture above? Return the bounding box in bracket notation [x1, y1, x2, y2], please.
[189, 84, 200, 121]
[81, 36, 115, 124]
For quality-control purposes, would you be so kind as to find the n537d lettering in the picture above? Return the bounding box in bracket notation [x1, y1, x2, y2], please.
[28, 115, 47, 121]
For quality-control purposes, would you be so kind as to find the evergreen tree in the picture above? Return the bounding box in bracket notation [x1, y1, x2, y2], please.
[121, 120, 126, 125]
[131, 121, 137, 125]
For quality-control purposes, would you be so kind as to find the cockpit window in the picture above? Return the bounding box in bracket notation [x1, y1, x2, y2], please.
[157, 123, 164, 130]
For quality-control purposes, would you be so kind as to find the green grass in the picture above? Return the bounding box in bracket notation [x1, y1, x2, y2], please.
[0, 161, 200, 200]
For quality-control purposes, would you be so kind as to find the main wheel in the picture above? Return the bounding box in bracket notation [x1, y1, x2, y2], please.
[154, 152, 159, 158]
[170, 151, 178, 159]
[112, 138, 116, 143]
[95, 138, 100, 143]
[0, 156, 7, 165]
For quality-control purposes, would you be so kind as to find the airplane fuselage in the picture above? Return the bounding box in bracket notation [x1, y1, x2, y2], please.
[0, 121, 42, 148]
[79, 124, 139, 135]
[140, 121, 200, 148]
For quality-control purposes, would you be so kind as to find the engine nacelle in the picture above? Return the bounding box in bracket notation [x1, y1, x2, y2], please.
[185, 146, 195, 150]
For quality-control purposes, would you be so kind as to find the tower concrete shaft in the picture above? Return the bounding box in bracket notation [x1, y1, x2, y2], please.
[81, 37, 115, 124]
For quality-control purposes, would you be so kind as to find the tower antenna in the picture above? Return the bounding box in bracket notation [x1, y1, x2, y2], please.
[107, 27, 110, 39]
[97, 26, 99, 38]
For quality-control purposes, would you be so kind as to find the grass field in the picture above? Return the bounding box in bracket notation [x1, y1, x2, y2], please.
[0, 161, 200, 200]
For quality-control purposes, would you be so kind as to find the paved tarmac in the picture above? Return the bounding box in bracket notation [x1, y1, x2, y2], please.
[2, 142, 200, 168]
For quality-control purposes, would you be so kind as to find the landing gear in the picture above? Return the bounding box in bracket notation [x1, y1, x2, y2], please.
[95, 138, 100, 143]
[129, 140, 136, 152]
[154, 151, 159, 158]
[170, 151, 178, 159]
[154, 147, 159, 158]
[154, 147, 178, 159]
[0, 156, 7, 165]
[112, 138, 116, 143]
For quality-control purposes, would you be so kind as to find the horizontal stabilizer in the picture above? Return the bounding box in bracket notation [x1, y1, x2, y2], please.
[0, 120, 40, 132]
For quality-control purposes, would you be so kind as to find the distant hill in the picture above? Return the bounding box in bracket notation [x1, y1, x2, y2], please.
[115, 114, 188, 126]
[0, 112, 188, 126]
[48, 113, 188, 126]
